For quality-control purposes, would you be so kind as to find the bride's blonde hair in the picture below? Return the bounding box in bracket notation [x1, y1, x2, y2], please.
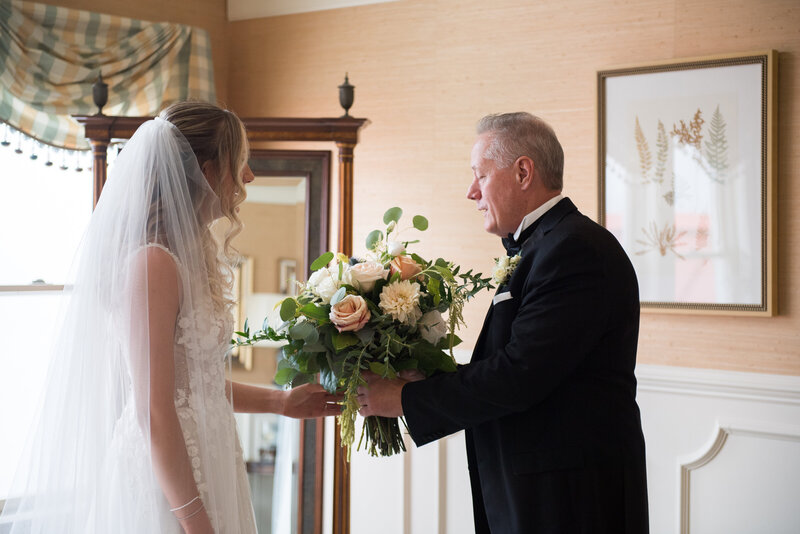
[158, 101, 249, 316]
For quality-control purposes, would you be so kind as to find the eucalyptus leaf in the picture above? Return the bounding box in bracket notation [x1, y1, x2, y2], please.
[279, 298, 297, 321]
[274, 367, 297, 386]
[383, 207, 403, 224]
[330, 286, 347, 306]
[366, 230, 383, 251]
[412, 215, 429, 231]
[289, 321, 315, 341]
[304, 327, 319, 345]
[310, 251, 334, 271]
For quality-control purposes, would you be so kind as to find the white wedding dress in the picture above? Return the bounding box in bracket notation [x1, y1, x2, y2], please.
[100, 245, 257, 534]
[0, 118, 258, 534]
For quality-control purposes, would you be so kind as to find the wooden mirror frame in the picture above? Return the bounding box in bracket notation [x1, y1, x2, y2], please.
[74, 114, 368, 534]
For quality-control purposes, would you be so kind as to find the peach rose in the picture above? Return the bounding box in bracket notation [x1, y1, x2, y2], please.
[389, 254, 423, 281]
[349, 261, 389, 292]
[329, 295, 371, 332]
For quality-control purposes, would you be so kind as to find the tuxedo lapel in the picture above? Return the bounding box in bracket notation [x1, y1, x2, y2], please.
[472, 198, 579, 363]
[519, 197, 577, 255]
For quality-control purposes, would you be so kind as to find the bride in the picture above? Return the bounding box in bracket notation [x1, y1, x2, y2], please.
[0, 102, 341, 533]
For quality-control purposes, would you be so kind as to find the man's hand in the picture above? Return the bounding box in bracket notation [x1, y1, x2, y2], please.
[357, 369, 425, 417]
[282, 383, 343, 419]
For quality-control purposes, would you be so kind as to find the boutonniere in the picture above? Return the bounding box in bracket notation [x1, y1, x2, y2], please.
[492, 254, 521, 286]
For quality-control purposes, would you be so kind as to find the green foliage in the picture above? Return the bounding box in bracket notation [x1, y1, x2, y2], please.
[383, 207, 403, 224]
[366, 230, 383, 251]
[231, 206, 496, 458]
[310, 252, 334, 270]
[412, 215, 429, 231]
[279, 298, 297, 321]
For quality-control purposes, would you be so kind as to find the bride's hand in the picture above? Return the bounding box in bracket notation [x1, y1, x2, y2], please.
[282, 383, 343, 419]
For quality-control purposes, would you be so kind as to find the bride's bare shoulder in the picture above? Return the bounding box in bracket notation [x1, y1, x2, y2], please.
[129, 245, 181, 300]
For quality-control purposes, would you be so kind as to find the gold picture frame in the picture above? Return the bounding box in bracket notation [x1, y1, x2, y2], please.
[597, 51, 778, 315]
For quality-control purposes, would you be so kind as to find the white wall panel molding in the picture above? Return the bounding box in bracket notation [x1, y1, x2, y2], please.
[349, 363, 800, 534]
[677, 419, 800, 533]
[636, 365, 800, 534]
[636, 363, 800, 405]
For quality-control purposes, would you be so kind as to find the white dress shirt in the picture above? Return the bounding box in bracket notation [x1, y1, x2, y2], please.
[512, 194, 564, 240]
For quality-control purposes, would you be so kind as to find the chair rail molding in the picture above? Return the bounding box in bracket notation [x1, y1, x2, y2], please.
[635, 363, 800, 406]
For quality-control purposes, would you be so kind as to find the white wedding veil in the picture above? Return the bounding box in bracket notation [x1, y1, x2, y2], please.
[0, 115, 248, 533]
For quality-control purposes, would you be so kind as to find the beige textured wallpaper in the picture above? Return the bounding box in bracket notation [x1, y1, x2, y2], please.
[43, 0, 799, 375]
[226, 0, 800, 376]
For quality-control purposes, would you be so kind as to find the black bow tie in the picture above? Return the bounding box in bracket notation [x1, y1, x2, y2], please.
[501, 219, 541, 257]
[501, 234, 523, 256]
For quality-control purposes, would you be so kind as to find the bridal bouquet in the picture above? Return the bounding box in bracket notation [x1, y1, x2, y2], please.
[233, 208, 493, 458]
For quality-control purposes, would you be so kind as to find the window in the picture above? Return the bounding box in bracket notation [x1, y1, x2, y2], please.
[0, 136, 93, 501]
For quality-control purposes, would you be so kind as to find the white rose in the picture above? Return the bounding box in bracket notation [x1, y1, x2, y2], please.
[329, 295, 371, 332]
[308, 265, 352, 304]
[349, 261, 389, 292]
[387, 241, 405, 257]
[417, 310, 448, 345]
[307, 267, 331, 288]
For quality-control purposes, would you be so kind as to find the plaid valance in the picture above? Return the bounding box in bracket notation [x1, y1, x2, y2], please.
[0, 0, 216, 150]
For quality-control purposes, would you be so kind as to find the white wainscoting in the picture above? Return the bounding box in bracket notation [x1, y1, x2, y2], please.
[346, 362, 800, 534]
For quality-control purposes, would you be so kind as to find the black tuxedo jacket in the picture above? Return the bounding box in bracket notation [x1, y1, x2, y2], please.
[402, 198, 649, 533]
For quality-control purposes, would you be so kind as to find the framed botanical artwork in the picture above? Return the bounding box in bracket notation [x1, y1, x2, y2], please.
[597, 51, 778, 315]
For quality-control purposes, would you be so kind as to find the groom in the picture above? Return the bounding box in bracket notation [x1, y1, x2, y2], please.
[358, 112, 649, 533]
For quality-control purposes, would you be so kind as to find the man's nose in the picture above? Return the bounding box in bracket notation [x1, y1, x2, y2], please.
[466, 179, 480, 200]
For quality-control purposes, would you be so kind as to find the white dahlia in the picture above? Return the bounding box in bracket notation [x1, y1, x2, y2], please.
[378, 280, 423, 326]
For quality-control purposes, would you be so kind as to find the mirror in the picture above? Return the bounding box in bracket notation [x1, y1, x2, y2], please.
[228, 149, 331, 534]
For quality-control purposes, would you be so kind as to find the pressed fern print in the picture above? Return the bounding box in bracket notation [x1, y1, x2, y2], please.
[705, 105, 729, 183]
[654, 120, 668, 184]
[635, 116, 652, 183]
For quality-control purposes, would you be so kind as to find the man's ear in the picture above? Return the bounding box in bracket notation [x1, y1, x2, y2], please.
[515, 156, 535, 190]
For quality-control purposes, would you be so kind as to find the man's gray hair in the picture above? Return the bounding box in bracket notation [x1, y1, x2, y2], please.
[476, 112, 564, 191]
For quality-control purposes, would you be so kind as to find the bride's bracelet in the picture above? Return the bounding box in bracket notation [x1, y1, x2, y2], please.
[170, 495, 201, 512]
[175, 503, 205, 522]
